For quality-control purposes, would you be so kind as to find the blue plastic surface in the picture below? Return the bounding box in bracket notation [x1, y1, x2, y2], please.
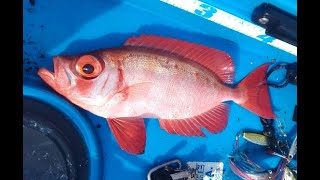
[23, 0, 297, 179]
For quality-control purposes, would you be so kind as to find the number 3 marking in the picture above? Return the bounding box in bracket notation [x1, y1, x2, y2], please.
[194, 3, 217, 19]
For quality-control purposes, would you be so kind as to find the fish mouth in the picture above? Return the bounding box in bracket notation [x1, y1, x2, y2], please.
[37, 57, 59, 88]
[38, 68, 55, 81]
[37, 56, 62, 81]
[38, 68, 56, 90]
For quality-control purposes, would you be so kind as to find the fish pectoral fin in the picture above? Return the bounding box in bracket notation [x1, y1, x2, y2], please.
[119, 82, 152, 102]
[107, 117, 146, 154]
[159, 103, 230, 136]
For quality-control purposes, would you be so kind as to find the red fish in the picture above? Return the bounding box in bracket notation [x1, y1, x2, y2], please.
[38, 35, 276, 154]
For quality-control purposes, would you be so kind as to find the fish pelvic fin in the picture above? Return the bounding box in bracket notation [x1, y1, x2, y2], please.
[107, 117, 146, 154]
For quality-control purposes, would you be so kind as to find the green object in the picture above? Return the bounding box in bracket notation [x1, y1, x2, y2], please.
[283, 166, 297, 180]
[243, 132, 269, 146]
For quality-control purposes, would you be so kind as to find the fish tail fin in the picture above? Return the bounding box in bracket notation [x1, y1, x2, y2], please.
[235, 63, 277, 119]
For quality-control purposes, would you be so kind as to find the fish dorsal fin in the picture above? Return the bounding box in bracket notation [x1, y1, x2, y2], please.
[107, 118, 146, 154]
[124, 35, 234, 84]
[159, 103, 230, 136]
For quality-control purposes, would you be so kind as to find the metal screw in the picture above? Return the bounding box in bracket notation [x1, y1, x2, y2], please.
[259, 17, 269, 24]
[268, 170, 273, 179]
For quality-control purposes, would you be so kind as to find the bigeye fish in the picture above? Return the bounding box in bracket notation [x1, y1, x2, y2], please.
[38, 35, 276, 154]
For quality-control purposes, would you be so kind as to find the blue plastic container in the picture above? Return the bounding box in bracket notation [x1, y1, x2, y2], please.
[23, 0, 297, 179]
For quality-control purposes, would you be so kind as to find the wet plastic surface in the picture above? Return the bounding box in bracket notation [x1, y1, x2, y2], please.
[23, 0, 297, 179]
[23, 98, 89, 180]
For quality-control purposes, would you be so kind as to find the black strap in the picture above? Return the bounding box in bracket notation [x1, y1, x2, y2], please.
[265, 63, 289, 88]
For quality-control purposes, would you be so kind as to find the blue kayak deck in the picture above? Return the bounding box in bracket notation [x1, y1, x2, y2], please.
[23, 0, 297, 179]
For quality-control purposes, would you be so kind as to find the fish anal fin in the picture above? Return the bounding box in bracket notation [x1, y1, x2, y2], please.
[159, 103, 230, 136]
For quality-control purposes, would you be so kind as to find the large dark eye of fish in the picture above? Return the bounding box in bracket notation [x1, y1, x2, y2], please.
[82, 64, 94, 74]
[75, 55, 104, 79]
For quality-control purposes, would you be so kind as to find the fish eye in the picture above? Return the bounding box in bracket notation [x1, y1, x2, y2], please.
[82, 64, 95, 74]
[75, 55, 103, 79]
